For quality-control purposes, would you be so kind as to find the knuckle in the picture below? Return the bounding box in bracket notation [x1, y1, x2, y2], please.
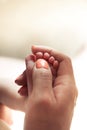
[37, 94, 52, 108]
[40, 71, 52, 80]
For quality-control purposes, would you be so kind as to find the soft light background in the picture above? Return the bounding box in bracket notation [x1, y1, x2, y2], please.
[0, 0, 87, 130]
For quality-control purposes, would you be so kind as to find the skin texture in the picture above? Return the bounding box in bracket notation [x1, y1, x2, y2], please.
[0, 45, 78, 130]
[0, 104, 13, 125]
[16, 45, 78, 130]
[0, 78, 26, 112]
[0, 119, 11, 130]
[15, 52, 59, 96]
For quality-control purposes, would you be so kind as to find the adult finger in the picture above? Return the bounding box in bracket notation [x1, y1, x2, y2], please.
[25, 55, 35, 95]
[15, 70, 27, 86]
[32, 59, 53, 98]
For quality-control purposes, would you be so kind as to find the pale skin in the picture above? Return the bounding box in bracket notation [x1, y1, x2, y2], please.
[0, 48, 58, 125]
[0, 103, 13, 125]
[0, 78, 26, 125]
[15, 51, 59, 96]
[0, 45, 78, 130]
[0, 47, 58, 125]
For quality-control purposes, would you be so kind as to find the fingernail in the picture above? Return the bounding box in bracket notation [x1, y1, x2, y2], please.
[15, 74, 23, 83]
[36, 59, 49, 69]
[18, 86, 28, 96]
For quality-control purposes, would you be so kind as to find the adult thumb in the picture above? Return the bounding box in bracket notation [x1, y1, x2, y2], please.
[32, 59, 53, 96]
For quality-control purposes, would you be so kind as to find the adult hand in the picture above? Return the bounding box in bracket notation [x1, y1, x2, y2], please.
[23, 45, 78, 130]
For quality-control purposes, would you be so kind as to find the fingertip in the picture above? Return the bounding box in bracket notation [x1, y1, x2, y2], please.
[49, 56, 55, 64]
[31, 45, 37, 54]
[32, 59, 53, 94]
[36, 52, 43, 59]
[18, 86, 28, 96]
[53, 60, 59, 69]
[15, 74, 24, 85]
[36, 59, 49, 69]
[43, 52, 50, 60]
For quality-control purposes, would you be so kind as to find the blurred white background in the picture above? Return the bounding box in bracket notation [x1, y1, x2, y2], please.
[0, 0, 87, 130]
[0, 0, 87, 58]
